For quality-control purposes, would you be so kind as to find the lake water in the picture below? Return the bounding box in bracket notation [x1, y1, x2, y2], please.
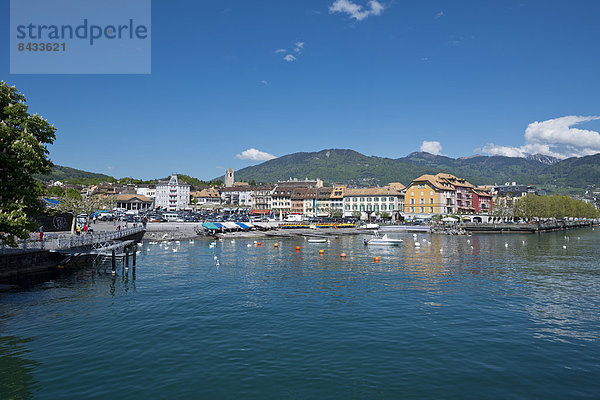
[1, 229, 599, 399]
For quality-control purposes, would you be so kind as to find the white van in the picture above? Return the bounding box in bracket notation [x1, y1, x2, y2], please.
[162, 213, 179, 222]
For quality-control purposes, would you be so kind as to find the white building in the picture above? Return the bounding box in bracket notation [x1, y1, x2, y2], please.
[343, 187, 404, 221]
[136, 186, 156, 201]
[155, 175, 190, 211]
[220, 186, 253, 207]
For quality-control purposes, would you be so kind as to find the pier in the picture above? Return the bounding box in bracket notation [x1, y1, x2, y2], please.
[0, 227, 145, 281]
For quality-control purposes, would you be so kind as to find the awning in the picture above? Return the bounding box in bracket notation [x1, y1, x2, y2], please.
[251, 209, 270, 214]
[213, 222, 224, 229]
[223, 222, 239, 230]
[202, 222, 219, 230]
[236, 222, 250, 230]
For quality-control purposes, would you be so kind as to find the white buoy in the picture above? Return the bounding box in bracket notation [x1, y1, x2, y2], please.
[415, 242, 421, 247]
[175, 241, 180, 244]
[505, 243, 509, 248]
[213, 255, 218, 260]
[522, 241, 525, 245]
[247, 243, 252, 247]
[467, 239, 471, 244]
[440, 248, 443, 253]
[563, 245, 567, 249]
[189, 240, 194, 244]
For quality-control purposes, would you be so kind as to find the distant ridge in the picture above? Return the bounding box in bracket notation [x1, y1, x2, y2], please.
[231, 149, 600, 189]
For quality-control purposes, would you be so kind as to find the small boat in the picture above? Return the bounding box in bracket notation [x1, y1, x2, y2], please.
[364, 233, 403, 246]
[307, 238, 327, 243]
[357, 223, 380, 230]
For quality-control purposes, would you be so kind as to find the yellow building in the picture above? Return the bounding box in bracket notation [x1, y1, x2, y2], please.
[404, 174, 456, 218]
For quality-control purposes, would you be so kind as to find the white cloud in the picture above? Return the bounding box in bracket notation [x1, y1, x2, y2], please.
[295, 41, 305, 49]
[236, 148, 277, 162]
[329, 0, 384, 21]
[420, 141, 443, 155]
[482, 115, 600, 159]
[434, 11, 444, 19]
[283, 54, 296, 62]
[260, 80, 268, 85]
[275, 48, 286, 54]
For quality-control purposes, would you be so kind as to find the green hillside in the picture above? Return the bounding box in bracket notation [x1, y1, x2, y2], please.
[36, 165, 116, 185]
[230, 149, 599, 189]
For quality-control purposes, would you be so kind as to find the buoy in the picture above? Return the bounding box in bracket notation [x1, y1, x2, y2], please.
[374, 256, 380, 262]
[257, 242, 261, 247]
[213, 255, 218, 260]
[247, 243, 252, 247]
[274, 243, 279, 247]
[415, 242, 421, 247]
[505, 243, 508, 247]
[296, 246, 301, 251]
[563, 245, 567, 249]
[319, 249, 324, 255]
[340, 253, 346, 258]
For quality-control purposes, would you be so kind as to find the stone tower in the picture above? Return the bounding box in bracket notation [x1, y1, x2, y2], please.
[225, 168, 234, 187]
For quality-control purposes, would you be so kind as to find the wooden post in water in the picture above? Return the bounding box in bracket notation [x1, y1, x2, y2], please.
[125, 247, 130, 268]
[111, 249, 116, 275]
[132, 244, 137, 266]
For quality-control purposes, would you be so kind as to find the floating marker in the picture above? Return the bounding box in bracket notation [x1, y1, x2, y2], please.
[257, 242, 261, 247]
[319, 249, 324, 255]
[274, 243, 279, 248]
[415, 242, 421, 247]
[374, 256, 380, 262]
[296, 246, 301, 251]
[340, 253, 346, 258]
[563, 245, 567, 249]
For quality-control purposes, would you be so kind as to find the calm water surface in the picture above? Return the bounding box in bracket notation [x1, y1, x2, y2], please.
[1, 229, 599, 399]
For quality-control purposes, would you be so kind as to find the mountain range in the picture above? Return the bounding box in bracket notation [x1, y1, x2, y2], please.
[40, 149, 600, 192]
[231, 149, 600, 190]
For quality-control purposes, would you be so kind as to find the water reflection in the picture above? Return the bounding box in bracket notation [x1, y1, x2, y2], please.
[0, 335, 39, 399]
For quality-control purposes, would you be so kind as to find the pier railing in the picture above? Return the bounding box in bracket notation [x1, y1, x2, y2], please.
[0, 227, 145, 254]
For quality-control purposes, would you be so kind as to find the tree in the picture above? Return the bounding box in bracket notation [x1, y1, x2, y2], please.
[332, 210, 343, 218]
[250, 179, 256, 186]
[352, 211, 362, 221]
[54, 194, 114, 233]
[0, 82, 56, 247]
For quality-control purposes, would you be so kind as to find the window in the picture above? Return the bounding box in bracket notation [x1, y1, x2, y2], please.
[353, 197, 357, 202]
[360, 198, 365, 202]
[429, 198, 434, 204]
[420, 191, 424, 196]
[419, 199, 424, 204]
[381, 205, 386, 210]
[420, 207, 424, 212]
[430, 191, 434, 196]
[353, 205, 357, 210]
[374, 197, 379, 201]
[367, 198, 372, 202]
[410, 207, 414, 212]
[410, 199, 415, 204]
[411, 192, 414, 196]
[429, 207, 433, 213]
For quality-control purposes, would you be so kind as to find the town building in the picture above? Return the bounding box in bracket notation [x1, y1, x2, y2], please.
[404, 174, 456, 218]
[115, 194, 153, 212]
[225, 168, 235, 187]
[136, 186, 156, 202]
[343, 186, 404, 221]
[155, 175, 190, 211]
[472, 188, 493, 214]
[191, 188, 221, 205]
[270, 179, 322, 216]
[250, 185, 274, 212]
[220, 186, 253, 207]
[330, 185, 346, 215]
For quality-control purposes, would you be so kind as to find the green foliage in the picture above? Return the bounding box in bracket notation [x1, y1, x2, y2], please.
[0, 82, 56, 246]
[45, 186, 64, 197]
[36, 165, 115, 185]
[381, 212, 391, 219]
[514, 194, 599, 219]
[332, 210, 343, 218]
[65, 188, 81, 199]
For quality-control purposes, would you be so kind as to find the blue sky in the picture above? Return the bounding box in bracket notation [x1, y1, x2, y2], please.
[2, 0, 599, 180]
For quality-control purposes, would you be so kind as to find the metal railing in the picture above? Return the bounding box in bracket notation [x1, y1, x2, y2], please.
[1, 226, 144, 254]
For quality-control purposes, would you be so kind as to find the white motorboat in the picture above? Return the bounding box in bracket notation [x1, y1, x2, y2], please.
[307, 238, 327, 243]
[364, 232, 403, 246]
[357, 223, 380, 230]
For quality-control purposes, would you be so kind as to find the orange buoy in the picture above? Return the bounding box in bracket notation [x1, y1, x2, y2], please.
[374, 256, 380, 262]
[257, 242, 261, 247]
[319, 249, 325, 255]
[340, 253, 346, 258]
[274, 243, 278, 248]
[296, 246, 301, 251]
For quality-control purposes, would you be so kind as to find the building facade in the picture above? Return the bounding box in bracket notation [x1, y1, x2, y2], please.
[343, 187, 404, 221]
[155, 175, 190, 211]
[225, 168, 235, 187]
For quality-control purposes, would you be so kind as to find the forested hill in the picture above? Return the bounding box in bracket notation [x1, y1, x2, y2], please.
[231, 149, 599, 189]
